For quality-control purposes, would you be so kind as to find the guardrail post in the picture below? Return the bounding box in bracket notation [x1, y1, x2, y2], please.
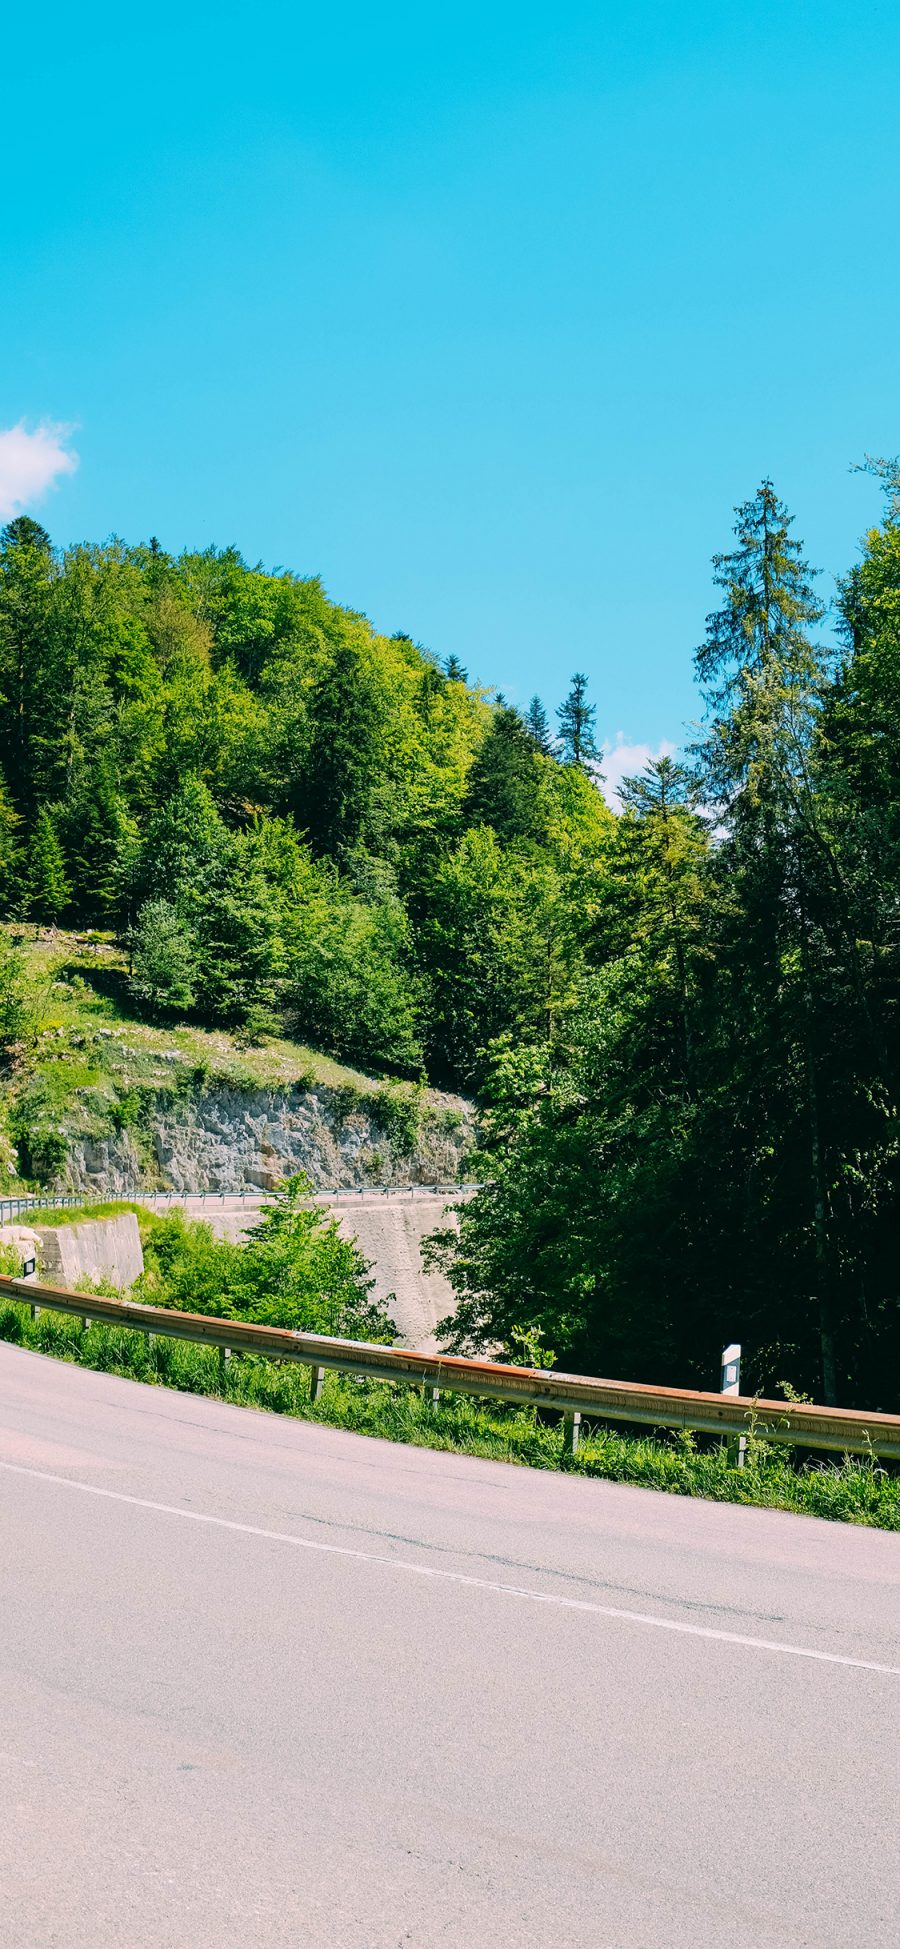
[218, 1346, 231, 1381]
[561, 1410, 581, 1464]
[310, 1365, 325, 1402]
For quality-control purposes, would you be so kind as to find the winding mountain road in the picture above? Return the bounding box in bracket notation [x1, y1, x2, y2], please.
[1, 1342, 898, 1948]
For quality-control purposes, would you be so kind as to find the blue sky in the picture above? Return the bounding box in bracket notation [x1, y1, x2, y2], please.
[2, 1, 897, 789]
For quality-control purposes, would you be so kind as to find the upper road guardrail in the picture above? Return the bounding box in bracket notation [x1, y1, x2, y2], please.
[0, 1185, 474, 1227]
[2, 1273, 899, 1459]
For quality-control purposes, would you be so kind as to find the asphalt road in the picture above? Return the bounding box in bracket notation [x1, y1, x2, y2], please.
[1, 1344, 898, 1949]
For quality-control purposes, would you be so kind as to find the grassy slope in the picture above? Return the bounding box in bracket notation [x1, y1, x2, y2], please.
[1, 927, 461, 1192]
[0, 1297, 896, 1531]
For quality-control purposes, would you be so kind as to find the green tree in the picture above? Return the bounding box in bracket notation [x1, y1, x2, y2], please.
[464, 703, 543, 840]
[524, 695, 553, 753]
[133, 776, 233, 910]
[0, 769, 24, 916]
[419, 827, 566, 1087]
[28, 808, 70, 923]
[298, 642, 385, 856]
[129, 898, 198, 1016]
[64, 768, 138, 922]
[0, 936, 35, 1056]
[140, 1176, 394, 1341]
[691, 483, 873, 1404]
[556, 672, 599, 768]
[0, 516, 57, 818]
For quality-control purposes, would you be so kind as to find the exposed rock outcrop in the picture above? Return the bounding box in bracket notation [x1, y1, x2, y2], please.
[57, 1082, 472, 1197]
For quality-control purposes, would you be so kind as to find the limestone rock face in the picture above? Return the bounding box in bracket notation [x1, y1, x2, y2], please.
[57, 1083, 472, 1197]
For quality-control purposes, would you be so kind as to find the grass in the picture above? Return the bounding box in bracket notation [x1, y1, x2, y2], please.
[1, 1295, 897, 1531]
[6, 1199, 158, 1228]
[7, 926, 400, 1096]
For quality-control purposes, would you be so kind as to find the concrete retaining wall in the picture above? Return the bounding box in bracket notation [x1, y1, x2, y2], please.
[28, 1214, 144, 1291]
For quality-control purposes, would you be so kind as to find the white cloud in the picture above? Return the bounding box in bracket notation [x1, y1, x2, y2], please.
[0, 420, 78, 523]
[598, 733, 677, 810]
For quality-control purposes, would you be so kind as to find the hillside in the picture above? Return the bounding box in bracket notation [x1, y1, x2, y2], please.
[0, 929, 472, 1196]
[0, 522, 610, 1094]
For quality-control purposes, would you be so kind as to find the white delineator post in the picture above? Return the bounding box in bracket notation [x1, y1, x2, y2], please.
[21, 1253, 39, 1320]
[721, 1341, 746, 1467]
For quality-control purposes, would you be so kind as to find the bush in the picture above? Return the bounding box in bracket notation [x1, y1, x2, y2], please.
[139, 1175, 395, 1342]
[17, 1125, 69, 1184]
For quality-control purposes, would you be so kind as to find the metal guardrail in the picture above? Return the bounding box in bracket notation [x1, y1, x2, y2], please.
[0, 1195, 84, 1225]
[2, 1273, 899, 1460]
[0, 1185, 475, 1226]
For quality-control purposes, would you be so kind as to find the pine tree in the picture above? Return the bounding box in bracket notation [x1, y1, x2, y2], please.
[444, 654, 468, 682]
[0, 515, 57, 817]
[696, 479, 826, 808]
[465, 704, 543, 840]
[556, 673, 599, 767]
[524, 695, 553, 753]
[67, 770, 138, 922]
[28, 808, 71, 924]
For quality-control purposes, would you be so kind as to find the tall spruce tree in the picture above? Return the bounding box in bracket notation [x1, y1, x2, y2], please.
[465, 704, 543, 840]
[28, 807, 71, 924]
[524, 695, 553, 754]
[556, 672, 599, 768]
[298, 644, 384, 856]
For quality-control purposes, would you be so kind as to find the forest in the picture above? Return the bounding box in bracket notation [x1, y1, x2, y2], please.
[2, 464, 900, 1412]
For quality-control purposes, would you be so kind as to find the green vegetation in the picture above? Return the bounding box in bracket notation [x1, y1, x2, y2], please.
[428, 471, 900, 1412]
[6, 1199, 154, 1227]
[0, 1299, 896, 1529]
[0, 517, 606, 1090]
[136, 1178, 394, 1340]
[4, 471, 900, 1414]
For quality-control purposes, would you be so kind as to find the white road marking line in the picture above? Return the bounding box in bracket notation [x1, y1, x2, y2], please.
[1, 1456, 898, 1677]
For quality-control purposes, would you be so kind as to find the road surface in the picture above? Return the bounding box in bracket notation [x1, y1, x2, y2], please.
[1, 1342, 898, 1948]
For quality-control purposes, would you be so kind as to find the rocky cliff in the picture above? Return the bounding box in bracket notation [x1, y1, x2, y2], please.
[58, 1080, 473, 1197]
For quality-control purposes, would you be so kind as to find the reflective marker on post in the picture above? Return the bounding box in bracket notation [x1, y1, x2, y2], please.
[22, 1255, 39, 1319]
[721, 1341, 746, 1467]
[721, 1343, 741, 1394]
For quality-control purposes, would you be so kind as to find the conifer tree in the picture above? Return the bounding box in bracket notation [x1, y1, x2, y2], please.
[300, 644, 384, 856]
[695, 482, 840, 1399]
[524, 695, 553, 753]
[556, 673, 599, 767]
[465, 704, 543, 839]
[28, 808, 71, 924]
